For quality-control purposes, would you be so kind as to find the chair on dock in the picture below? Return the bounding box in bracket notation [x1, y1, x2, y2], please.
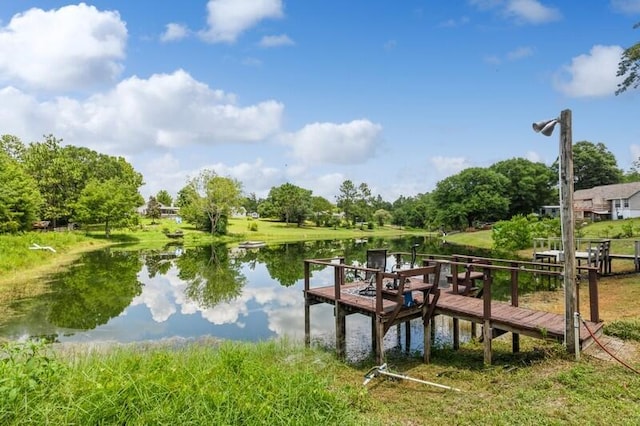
[448, 258, 488, 297]
[365, 249, 387, 279]
[358, 249, 388, 296]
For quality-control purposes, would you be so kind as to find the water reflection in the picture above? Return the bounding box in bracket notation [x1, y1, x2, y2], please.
[0, 237, 484, 361]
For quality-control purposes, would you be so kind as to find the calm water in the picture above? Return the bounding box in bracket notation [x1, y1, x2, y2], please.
[1, 236, 487, 360]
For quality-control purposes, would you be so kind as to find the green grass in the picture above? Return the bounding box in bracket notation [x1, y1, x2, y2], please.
[226, 217, 430, 244]
[604, 319, 640, 342]
[2, 337, 639, 425]
[0, 339, 370, 426]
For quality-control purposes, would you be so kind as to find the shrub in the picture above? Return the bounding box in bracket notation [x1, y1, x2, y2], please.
[492, 215, 531, 253]
[247, 221, 258, 232]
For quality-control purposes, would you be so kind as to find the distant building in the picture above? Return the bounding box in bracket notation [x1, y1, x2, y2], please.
[539, 205, 560, 218]
[137, 202, 180, 218]
[573, 182, 640, 221]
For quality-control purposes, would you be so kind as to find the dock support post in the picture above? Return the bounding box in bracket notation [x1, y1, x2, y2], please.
[371, 316, 376, 352]
[304, 261, 311, 348]
[453, 318, 460, 350]
[424, 318, 431, 363]
[405, 321, 411, 352]
[375, 318, 385, 364]
[510, 263, 520, 353]
[483, 268, 492, 365]
[304, 298, 310, 348]
[335, 304, 346, 360]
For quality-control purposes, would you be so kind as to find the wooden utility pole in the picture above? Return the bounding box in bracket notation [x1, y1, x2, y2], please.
[559, 109, 577, 354]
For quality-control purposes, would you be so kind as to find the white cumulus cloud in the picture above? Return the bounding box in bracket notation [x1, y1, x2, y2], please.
[0, 3, 127, 91]
[0, 69, 284, 154]
[554, 45, 624, 97]
[161, 23, 189, 42]
[283, 119, 383, 165]
[199, 0, 284, 43]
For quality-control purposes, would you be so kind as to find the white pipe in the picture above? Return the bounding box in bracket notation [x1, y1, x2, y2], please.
[363, 363, 461, 392]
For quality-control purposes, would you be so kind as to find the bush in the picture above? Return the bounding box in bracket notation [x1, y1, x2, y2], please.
[492, 215, 531, 253]
[621, 220, 634, 238]
[247, 221, 258, 232]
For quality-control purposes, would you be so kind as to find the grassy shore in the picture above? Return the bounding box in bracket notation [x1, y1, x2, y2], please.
[2, 335, 639, 425]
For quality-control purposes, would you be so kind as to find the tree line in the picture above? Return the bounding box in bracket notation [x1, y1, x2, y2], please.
[1, 133, 638, 236]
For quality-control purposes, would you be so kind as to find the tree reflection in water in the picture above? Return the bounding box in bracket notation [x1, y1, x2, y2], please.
[175, 243, 246, 308]
[48, 249, 142, 329]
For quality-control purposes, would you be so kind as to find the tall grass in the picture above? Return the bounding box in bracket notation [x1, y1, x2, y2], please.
[0, 340, 369, 425]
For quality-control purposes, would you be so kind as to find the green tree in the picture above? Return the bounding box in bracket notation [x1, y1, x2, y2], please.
[156, 189, 173, 206]
[74, 178, 144, 237]
[310, 195, 334, 226]
[557, 141, 623, 190]
[616, 22, 640, 95]
[391, 193, 434, 229]
[261, 183, 312, 226]
[22, 135, 144, 227]
[0, 134, 26, 161]
[336, 180, 373, 225]
[242, 192, 260, 214]
[431, 167, 509, 230]
[490, 158, 556, 217]
[179, 170, 242, 235]
[373, 209, 392, 226]
[146, 196, 161, 224]
[624, 158, 640, 183]
[0, 152, 43, 233]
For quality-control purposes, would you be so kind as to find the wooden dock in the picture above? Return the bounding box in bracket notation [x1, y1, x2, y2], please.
[304, 253, 603, 365]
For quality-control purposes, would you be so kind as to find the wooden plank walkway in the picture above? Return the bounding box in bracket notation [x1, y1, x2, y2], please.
[304, 254, 604, 365]
[434, 290, 603, 347]
[306, 284, 603, 351]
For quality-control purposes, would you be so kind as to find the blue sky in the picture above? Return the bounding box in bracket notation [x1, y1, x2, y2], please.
[0, 1, 639, 202]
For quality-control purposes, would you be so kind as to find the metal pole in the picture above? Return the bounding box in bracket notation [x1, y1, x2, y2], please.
[559, 108, 577, 354]
[363, 363, 461, 392]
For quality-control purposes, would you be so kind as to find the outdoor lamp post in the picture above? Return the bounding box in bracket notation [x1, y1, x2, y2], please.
[532, 109, 578, 355]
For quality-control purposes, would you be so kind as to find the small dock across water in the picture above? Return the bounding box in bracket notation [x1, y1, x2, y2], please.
[304, 252, 603, 365]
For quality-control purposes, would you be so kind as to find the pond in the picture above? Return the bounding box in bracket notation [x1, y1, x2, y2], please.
[1, 236, 491, 361]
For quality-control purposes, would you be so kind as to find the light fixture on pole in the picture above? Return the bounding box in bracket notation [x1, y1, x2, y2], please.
[532, 109, 578, 357]
[532, 119, 559, 137]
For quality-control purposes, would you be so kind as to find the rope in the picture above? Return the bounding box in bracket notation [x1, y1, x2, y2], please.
[580, 314, 640, 375]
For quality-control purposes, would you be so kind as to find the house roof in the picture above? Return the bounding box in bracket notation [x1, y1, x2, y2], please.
[573, 182, 640, 201]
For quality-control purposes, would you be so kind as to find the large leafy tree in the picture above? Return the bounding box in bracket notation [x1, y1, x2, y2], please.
[616, 22, 640, 95]
[310, 195, 334, 226]
[0, 152, 43, 233]
[259, 183, 312, 226]
[555, 141, 622, 190]
[179, 170, 242, 235]
[74, 178, 144, 237]
[336, 180, 373, 224]
[156, 189, 173, 206]
[391, 193, 434, 229]
[431, 167, 509, 230]
[21, 135, 144, 227]
[490, 158, 556, 217]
